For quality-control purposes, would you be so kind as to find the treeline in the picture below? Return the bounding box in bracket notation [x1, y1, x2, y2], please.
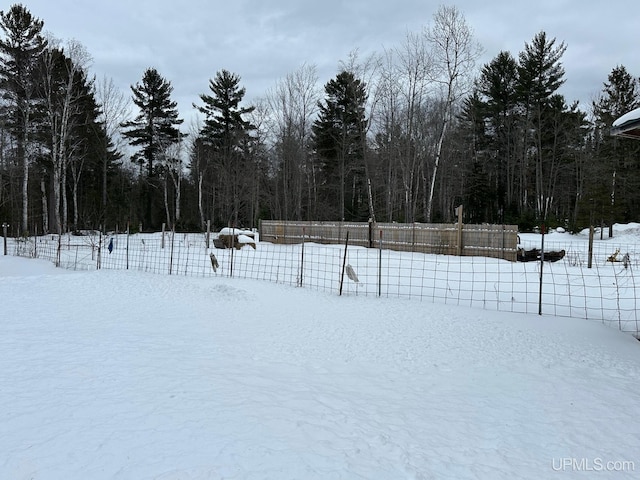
[1, 4, 638, 235]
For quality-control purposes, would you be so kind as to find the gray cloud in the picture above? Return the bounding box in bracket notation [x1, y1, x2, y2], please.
[20, 0, 639, 124]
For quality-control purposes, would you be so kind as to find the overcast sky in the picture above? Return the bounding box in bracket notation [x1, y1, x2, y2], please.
[13, 0, 639, 125]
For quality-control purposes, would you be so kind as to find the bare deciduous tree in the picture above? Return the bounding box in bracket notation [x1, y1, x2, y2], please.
[41, 37, 92, 233]
[159, 139, 183, 229]
[396, 31, 432, 222]
[95, 74, 130, 219]
[424, 5, 482, 222]
[266, 63, 319, 220]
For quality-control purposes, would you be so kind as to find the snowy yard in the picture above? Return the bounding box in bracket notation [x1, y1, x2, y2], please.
[1, 253, 639, 479]
[10, 223, 640, 336]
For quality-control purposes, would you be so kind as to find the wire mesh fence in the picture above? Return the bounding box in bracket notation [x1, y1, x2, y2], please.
[6, 229, 640, 338]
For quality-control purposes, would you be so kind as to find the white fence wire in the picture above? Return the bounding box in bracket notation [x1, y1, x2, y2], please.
[7, 230, 640, 338]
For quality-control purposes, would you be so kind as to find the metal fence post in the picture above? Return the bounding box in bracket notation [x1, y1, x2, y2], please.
[97, 231, 102, 270]
[378, 230, 383, 297]
[126, 223, 130, 270]
[169, 228, 175, 275]
[299, 227, 305, 287]
[339, 231, 349, 296]
[538, 224, 546, 315]
[229, 222, 235, 278]
[2, 222, 8, 255]
[456, 205, 463, 256]
[57, 234, 61, 267]
[588, 225, 594, 269]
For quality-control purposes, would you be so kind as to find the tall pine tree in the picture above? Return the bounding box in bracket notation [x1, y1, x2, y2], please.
[312, 71, 368, 221]
[474, 50, 521, 221]
[122, 67, 183, 229]
[193, 69, 255, 226]
[0, 4, 47, 233]
[590, 65, 640, 229]
[517, 31, 567, 221]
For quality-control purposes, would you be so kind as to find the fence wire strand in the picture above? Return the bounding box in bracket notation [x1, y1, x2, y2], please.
[6, 231, 640, 338]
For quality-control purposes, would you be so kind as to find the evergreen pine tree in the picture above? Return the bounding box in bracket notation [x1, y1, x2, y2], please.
[312, 71, 368, 221]
[589, 65, 640, 227]
[193, 69, 255, 225]
[121, 67, 183, 229]
[517, 31, 568, 221]
[475, 50, 521, 220]
[0, 4, 47, 233]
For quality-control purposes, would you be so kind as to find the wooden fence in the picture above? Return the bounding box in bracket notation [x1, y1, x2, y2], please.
[259, 220, 518, 261]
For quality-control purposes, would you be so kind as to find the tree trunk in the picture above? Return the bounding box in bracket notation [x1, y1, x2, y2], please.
[73, 180, 79, 231]
[426, 133, 443, 223]
[71, 160, 83, 231]
[102, 147, 108, 213]
[163, 175, 171, 230]
[426, 101, 450, 223]
[40, 177, 49, 234]
[61, 159, 68, 233]
[198, 172, 204, 230]
[174, 169, 181, 224]
[21, 118, 29, 235]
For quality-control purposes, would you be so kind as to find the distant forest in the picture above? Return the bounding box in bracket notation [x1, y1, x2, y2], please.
[1, 4, 639, 235]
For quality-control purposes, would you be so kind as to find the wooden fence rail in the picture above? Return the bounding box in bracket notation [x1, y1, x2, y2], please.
[259, 220, 518, 261]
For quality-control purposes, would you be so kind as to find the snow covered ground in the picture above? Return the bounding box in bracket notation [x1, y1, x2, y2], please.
[518, 222, 640, 252]
[1, 253, 639, 479]
[10, 222, 640, 336]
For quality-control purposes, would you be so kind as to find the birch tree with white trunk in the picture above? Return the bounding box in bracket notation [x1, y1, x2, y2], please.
[41, 38, 91, 233]
[424, 5, 482, 222]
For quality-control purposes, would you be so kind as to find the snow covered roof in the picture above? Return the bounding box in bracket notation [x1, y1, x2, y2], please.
[611, 107, 640, 139]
